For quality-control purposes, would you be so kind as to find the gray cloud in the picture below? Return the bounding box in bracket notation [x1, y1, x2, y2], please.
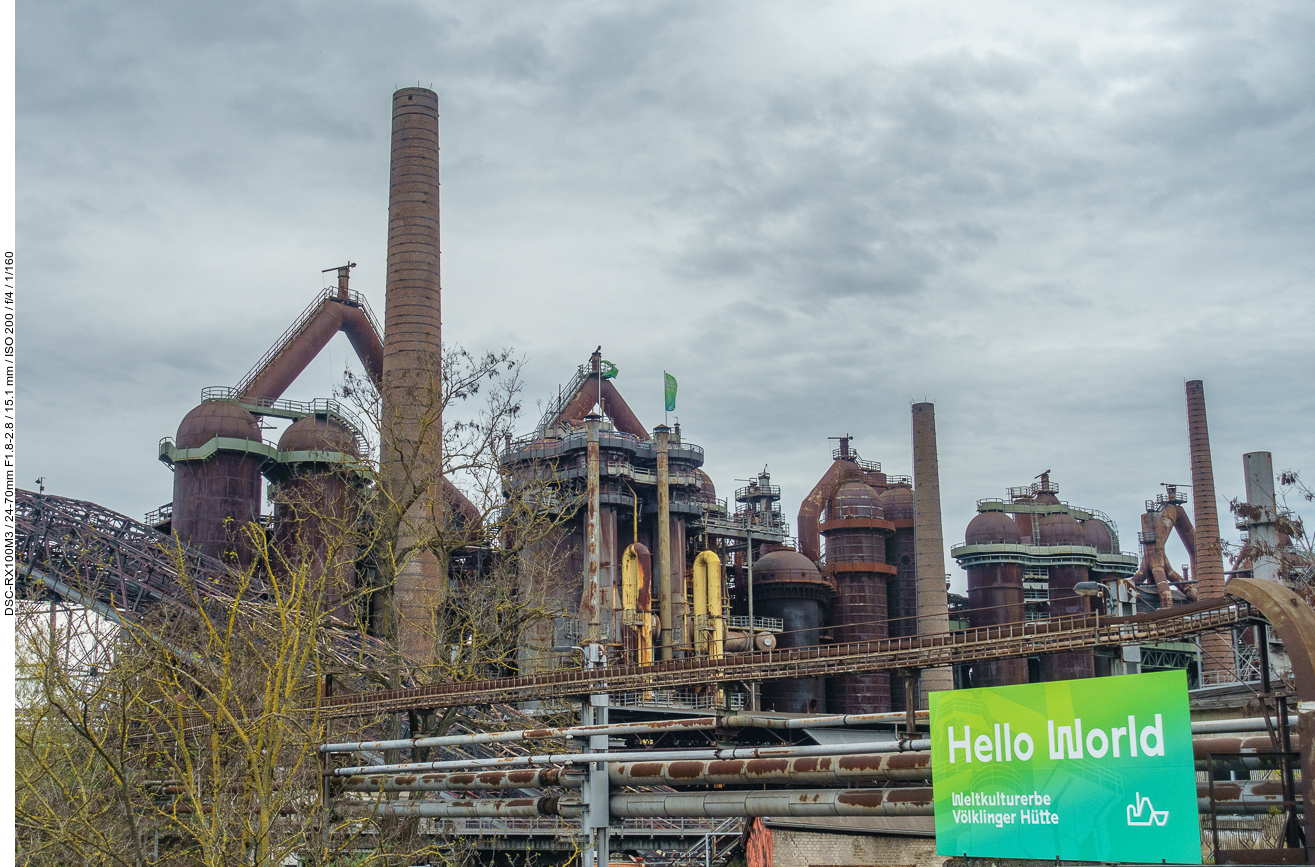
[17, 0, 1315, 590]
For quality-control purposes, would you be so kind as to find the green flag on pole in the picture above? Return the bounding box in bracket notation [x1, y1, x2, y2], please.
[664, 372, 678, 412]
[600, 360, 619, 379]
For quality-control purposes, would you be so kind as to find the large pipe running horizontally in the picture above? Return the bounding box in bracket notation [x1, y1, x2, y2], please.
[323, 712, 1289, 757]
[341, 768, 574, 793]
[352, 783, 1293, 820]
[332, 739, 932, 778]
[611, 752, 932, 787]
[609, 788, 934, 819]
[350, 796, 582, 819]
[322, 716, 719, 754]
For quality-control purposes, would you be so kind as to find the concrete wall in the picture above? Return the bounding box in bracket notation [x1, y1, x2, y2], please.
[770, 828, 945, 867]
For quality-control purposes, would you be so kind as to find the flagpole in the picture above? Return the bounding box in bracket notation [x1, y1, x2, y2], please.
[663, 370, 668, 426]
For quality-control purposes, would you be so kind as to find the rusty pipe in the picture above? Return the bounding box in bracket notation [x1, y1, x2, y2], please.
[1151, 564, 1176, 610]
[240, 299, 384, 401]
[797, 460, 859, 563]
[609, 787, 935, 819]
[610, 752, 933, 787]
[341, 768, 577, 793]
[1198, 779, 1300, 814]
[333, 739, 932, 778]
[351, 796, 582, 819]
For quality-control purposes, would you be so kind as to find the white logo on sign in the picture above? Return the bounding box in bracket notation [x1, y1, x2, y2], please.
[1126, 793, 1169, 827]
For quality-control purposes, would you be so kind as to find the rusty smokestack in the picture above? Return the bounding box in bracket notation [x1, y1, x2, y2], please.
[383, 87, 444, 661]
[1186, 380, 1231, 679]
[911, 403, 952, 703]
[655, 425, 673, 660]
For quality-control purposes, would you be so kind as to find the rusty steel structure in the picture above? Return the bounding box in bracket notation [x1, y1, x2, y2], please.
[820, 478, 894, 712]
[952, 473, 1139, 686]
[320, 596, 1250, 717]
[14, 489, 387, 670]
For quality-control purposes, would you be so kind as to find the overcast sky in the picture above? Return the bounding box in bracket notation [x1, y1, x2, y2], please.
[17, 1, 1314, 591]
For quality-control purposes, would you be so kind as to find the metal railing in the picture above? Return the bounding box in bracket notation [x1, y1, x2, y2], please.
[832, 448, 881, 472]
[535, 365, 592, 439]
[144, 502, 173, 526]
[724, 615, 783, 632]
[200, 386, 372, 457]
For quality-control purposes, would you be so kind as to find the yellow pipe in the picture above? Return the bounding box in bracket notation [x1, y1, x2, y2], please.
[692, 550, 724, 658]
[622, 544, 654, 665]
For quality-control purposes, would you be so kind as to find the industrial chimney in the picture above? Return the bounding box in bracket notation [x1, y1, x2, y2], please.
[912, 402, 953, 703]
[383, 87, 444, 662]
[1185, 380, 1232, 680]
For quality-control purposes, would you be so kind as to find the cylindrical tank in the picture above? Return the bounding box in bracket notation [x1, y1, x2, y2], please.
[1084, 519, 1114, 554]
[273, 415, 360, 622]
[1038, 511, 1093, 681]
[822, 481, 891, 713]
[752, 550, 832, 714]
[171, 401, 264, 564]
[964, 511, 1027, 687]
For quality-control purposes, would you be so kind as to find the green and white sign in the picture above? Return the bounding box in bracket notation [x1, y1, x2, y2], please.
[931, 670, 1201, 864]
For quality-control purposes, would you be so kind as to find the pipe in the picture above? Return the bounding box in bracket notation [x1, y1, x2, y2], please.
[551, 375, 650, 440]
[1194, 735, 1301, 756]
[582, 414, 603, 642]
[723, 710, 927, 730]
[797, 460, 858, 563]
[724, 630, 777, 652]
[610, 752, 932, 787]
[333, 739, 932, 778]
[349, 796, 582, 819]
[655, 425, 673, 659]
[622, 543, 655, 664]
[322, 716, 719, 754]
[1186, 381, 1231, 678]
[240, 297, 385, 401]
[609, 788, 935, 819]
[341, 768, 575, 793]
[693, 551, 724, 658]
[1191, 716, 1298, 734]
[1198, 780, 1301, 814]
[911, 402, 953, 702]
